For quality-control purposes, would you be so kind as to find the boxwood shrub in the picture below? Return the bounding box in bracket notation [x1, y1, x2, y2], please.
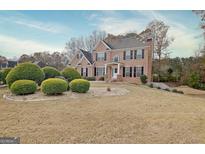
[6, 62, 45, 87]
[41, 78, 68, 95]
[42, 66, 60, 79]
[10, 80, 37, 95]
[2, 68, 12, 84]
[70, 79, 90, 93]
[61, 67, 81, 82]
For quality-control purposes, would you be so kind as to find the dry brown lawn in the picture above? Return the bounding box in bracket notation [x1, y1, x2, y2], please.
[1, 82, 205, 143]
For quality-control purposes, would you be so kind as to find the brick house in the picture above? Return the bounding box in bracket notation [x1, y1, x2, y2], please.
[69, 35, 153, 83]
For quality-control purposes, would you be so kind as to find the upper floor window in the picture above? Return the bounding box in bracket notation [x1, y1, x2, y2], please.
[125, 50, 131, 60]
[112, 55, 120, 62]
[96, 52, 106, 61]
[134, 49, 144, 59]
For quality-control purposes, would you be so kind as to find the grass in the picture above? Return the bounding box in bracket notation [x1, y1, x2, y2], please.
[1, 82, 205, 143]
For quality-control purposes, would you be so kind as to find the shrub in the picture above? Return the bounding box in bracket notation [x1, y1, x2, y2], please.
[159, 76, 168, 82]
[10, 80, 37, 95]
[0, 70, 3, 83]
[140, 75, 148, 84]
[99, 76, 104, 81]
[70, 79, 90, 93]
[172, 89, 178, 93]
[2, 68, 12, 84]
[157, 86, 161, 89]
[148, 83, 153, 88]
[164, 88, 170, 92]
[187, 72, 201, 89]
[61, 67, 81, 82]
[42, 66, 60, 79]
[83, 76, 96, 81]
[172, 89, 184, 94]
[6, 63, 45, 87]
[41, 78, 68, 95]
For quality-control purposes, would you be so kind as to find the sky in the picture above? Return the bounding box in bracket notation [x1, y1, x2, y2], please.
[0, 10, 204, 59]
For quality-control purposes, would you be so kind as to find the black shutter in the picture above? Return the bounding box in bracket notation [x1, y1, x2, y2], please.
[123, 67, 125, 77]
[96, 53, 98, 61]
[142, 49, 144, 59]
[134, 67, 136, 77]
[130, 50, 133, 59]
[81, 68, 83, 76]
[104, 52, 107, 61]
[134, 50, 137, 59]
[123, 51, 125, 60]
[141, 67, 144, 75]
[130, 67, 132, 77]
[86, 68, 88, 76]
[94, 67, 96, 76]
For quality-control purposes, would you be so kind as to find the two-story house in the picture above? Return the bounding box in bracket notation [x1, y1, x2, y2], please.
[69, 35, 153, 83]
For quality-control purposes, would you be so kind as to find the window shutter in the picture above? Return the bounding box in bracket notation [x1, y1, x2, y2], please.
[86, 68, 88, 77]
[94, 67, 96, 76]
[130, 67, 132, 77]
[130, 50, 133, 59]
[123, 51, 125, 60]
[134, 50, 137, 59]
[134, 67, 136, 77]
[96, 53, 98, 61]
[81, 68, 83, 76]
[104, 52, 107, 61]
[123, 67, 125, 77]
[141, 67, 144, 75]
[142, 49, 144, 59]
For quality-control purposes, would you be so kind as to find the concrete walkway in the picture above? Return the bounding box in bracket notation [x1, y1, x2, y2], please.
[148, 82, 173, 91]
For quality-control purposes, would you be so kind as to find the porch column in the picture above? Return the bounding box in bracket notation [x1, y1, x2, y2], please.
[117, 63, 120, 74]
[104, 64, 107, 75]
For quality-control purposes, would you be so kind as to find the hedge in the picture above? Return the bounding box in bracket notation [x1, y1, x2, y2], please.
[2, 68, 12, 84]
[70, 79, 90, 93]
[6, 62, 45, 87]
[42, 66, 61, 79]
[61, 67, 81, 82]
[41, 78, 68, 95]
[10, 80, 37, 95]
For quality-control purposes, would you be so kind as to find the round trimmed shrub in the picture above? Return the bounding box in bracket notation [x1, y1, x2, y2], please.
[10, 80, 37, 95]
[61, 67, 81, 82]
[140, 75, 147, 84]
[6, 62, 45, 87]
[42, 66, 60, 79]
[70, 79, 90, 93]
[41, 78, 68, 95]
[2, 68, 12, 84]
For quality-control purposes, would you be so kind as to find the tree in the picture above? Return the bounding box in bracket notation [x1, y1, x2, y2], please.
[0, 55, 7, 69]
[64, 30, 107, 60]
[18, 54, 35, 63]
[146, 20, 174, 78]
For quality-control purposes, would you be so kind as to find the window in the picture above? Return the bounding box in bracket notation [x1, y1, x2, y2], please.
[96, 67, 105, 76]
[81, 68, 88, 77]
[125, 50, 131, 60]
[112, 56, 120, 62]
[134, 67, 144, 77]
[125, 67, 130, 77]
[136, 49, 144, 59]
[96, 52, 105, 61]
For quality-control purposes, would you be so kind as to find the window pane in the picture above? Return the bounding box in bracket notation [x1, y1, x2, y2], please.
[97, 53, 105, 61]
[125, 50, 131, 60]
[96, 67, 105, 76]
[125, 67, 130, 77]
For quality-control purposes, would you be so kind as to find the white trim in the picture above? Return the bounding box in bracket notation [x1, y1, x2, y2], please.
[101, 40, 111, 50]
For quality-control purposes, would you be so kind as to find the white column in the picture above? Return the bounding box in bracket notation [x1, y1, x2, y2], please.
[105, 64, 107, 75]
[117, 63, 120, 74]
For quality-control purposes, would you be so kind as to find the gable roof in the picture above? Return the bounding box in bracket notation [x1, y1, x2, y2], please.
[80, 49, 93, 64]
[103, 36, 146, 50]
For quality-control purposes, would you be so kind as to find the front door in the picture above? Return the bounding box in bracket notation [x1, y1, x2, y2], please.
[112, 68, 118, 79]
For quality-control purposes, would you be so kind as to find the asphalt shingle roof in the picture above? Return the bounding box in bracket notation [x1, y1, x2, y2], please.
[80, 49, 93, 64]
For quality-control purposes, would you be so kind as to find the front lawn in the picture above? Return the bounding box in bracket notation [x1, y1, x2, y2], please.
[0, 82, 205, 143]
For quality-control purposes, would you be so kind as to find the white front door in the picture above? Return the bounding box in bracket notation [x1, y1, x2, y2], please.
[112, 68, 118, 79]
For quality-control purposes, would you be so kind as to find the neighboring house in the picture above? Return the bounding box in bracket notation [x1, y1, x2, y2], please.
[0, 60, 17, 69]
[69, 35, 153, 83]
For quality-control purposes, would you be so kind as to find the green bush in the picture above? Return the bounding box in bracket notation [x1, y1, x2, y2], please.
[148, 83, 153, 88]
[140, 75, 147, 84]
[42, 66, 61, 79]
[157, 86, 161, 89]
[55, 76, 70, 91]
[41, 78, 68, 95]
[70, 79, 90, 93]
[0, 70, 3, 83]
[172, 89, 178, 93]
[159, 76, 168, 82]
[187, 72, 201, 89]
[83, 76, 96, 81]
[164, 88, 170, 92]
[2, 68, 12, 84]
[10, 80, 37, 95]
[6, 62, 45, 87]
[61, 67, 81, 82]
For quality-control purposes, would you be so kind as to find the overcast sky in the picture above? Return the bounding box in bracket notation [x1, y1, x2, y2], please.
[0, 10, 203, 58]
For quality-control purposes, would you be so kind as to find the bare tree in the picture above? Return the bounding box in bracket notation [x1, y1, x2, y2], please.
[65, 30, 107, 60]
[18, 54, 35, 63]
[146, 20, 174, 77]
